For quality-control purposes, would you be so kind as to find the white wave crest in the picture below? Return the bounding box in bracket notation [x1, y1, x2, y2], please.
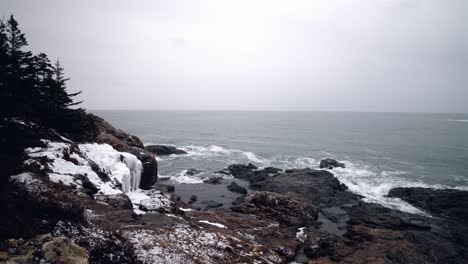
[330, 160, 468, 214]
[448, 119, 468, 122]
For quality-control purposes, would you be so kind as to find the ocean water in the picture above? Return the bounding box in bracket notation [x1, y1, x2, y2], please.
[93, 110, 468, 212]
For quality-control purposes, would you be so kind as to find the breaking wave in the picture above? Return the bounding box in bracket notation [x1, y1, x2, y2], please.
[448, 119, 468, 123]
[152, 143, 468, 214]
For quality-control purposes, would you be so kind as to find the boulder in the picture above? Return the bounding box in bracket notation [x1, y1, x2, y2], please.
[95, 194, 133, 209]
[42, 236, 88, 264]
[319, 158, 345, 169]
[189, 195, 197, 204]
[145, 145, 187, 156]
[227, 182, 248, 194]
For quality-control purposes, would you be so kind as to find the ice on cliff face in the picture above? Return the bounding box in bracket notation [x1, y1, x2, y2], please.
[79, 143, 143, 193]
[25, 140, 143, 195]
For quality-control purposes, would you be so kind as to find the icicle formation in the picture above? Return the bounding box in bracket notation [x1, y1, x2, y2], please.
[120, 152, 143, 192]
[79, 143, 143, 193]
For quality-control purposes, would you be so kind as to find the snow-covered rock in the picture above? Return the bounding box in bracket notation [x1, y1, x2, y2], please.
[23, 139, 148, 214]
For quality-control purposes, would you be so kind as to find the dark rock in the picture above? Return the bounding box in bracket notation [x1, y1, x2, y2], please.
[154, 183, 175, 193]
[185, 168, 203, 176]
[227, 182, 248, 194]
[388, 187, 468, 224]
[319, 158, 345, 169]
[251, 168, 357, 207]
[232, 191, 318, 226]
[223, 163, 258, 180]
[203, 177, 223, 184]
[201, 200, 223, 210]
[260, 167, 282, 174]
[189, 195, 197, 204]
[95, 194, 133, 209]
[76, 114, 158, 190]
[145, 145, 187, 156]
[249, 172, 268, 183]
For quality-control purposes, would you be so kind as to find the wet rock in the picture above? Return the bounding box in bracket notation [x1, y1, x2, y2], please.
[189, 195, 197, 204]
[388, 187, 468, 224]
[249, 172, 268, 184]
[185, 168, 203, 176]
[203, 177, 223, 184]
[154, 183, 175, 193]
[95, 194, 133, 209]
[251, 168, 357, 207]
[259, 167, 282, 174]
[223, 163, 258, 180]
[319, 158, 345, 169]
[145, 145, 187, 156]
[227, 182, 248, 194]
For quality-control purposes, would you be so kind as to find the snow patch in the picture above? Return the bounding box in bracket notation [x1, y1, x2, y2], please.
[198, 220, 227, 229]
[296, 227, 307, 242]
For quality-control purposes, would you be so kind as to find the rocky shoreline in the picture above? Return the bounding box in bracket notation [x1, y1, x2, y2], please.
[1, 116, 468, 263]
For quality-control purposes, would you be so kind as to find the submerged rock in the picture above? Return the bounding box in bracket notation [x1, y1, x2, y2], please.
[319, 158, 345, 169]
[203, 177, 223, 184]
[185, 168, 203, 176]
[201, 200, 223, 210]
[145, 145, 187, 156]
[227, 182, 248, 194]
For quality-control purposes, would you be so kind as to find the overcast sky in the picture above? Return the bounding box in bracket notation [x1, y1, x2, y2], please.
[2, 0, 467, 112]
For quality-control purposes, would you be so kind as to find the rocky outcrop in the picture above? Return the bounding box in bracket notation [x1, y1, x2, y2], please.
[0, 235, 88, 264]
[319, 158, 345, 169]
[232, 192, 318, 226]
[218, 164, 282, 183]
[145, 145, 187, 156]
[388, 187, 468, 224]
[80, 114, 158, 189]
[218, 163, 258, 180]
[251, 168, 357, 207]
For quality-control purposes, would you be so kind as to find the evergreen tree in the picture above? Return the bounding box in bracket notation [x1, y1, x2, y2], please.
[0, 14, 85, 131]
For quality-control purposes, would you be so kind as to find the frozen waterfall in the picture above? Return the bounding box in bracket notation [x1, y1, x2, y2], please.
[79, 143, 143, 192]
[120, 152, 143, 192]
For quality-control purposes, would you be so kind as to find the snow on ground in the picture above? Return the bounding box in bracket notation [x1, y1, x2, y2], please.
[198, 220, 227, 229]
[10, 173, 41, 192]
[296, 227, 307, 243]
[125, 225, 234, 263]
[24, 140, 146, 212]
[127, 189, 174, 214]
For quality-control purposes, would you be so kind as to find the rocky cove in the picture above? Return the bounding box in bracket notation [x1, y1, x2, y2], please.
[0, 115, 466, 264]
